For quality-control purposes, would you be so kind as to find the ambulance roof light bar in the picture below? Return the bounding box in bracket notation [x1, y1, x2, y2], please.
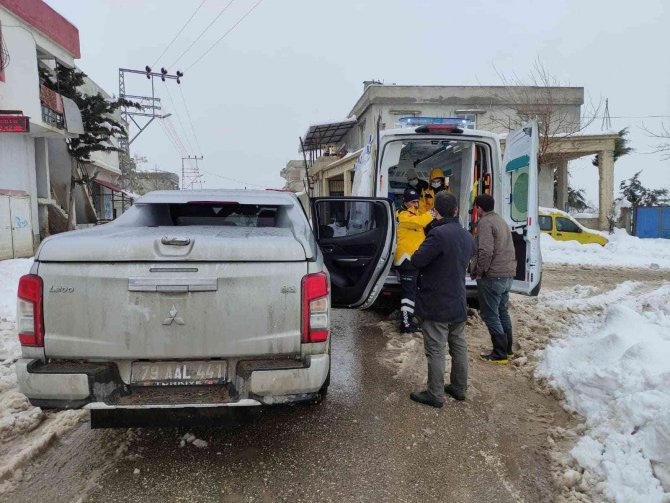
[397, 116, 473, 128]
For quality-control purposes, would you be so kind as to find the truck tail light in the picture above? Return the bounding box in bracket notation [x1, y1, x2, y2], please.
[301, 273, 329, 343]
[17, 274, 44, 347]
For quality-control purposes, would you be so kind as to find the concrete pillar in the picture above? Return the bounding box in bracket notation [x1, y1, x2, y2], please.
[556, 160, 569, 211]
[598, 149, 614, 231]
[34, 138, 51, 199]
[343, 169, 352, 196]
[538, 164, 554, 208]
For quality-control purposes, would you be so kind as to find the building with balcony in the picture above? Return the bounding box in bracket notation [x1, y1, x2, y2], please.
[0, 0, 83, 259]
[285, 82, 618, 230]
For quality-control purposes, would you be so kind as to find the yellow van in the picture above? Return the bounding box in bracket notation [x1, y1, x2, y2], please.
[538, 208, 609, 246]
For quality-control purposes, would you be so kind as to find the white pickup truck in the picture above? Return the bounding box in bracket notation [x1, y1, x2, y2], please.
[15, 190, 395, 423]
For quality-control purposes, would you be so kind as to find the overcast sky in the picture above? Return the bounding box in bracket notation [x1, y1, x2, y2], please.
[45, 0, 670, 205]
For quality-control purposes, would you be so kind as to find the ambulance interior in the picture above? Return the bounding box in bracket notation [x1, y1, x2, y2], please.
[383, 139, 492, 232]
[383, 137, 530, 284]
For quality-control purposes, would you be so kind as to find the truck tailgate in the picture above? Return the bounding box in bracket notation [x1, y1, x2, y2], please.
[39, 261, 306, 359]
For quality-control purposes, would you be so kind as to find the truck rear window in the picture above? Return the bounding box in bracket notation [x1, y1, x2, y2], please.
[168, 203, 279, 227]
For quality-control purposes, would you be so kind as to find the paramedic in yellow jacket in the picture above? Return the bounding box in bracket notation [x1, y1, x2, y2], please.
[420, 168, 450, 213]
[395, 187, 434, 333]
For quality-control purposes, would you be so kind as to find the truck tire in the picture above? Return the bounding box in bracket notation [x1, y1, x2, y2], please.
[319, 354, 331, 397]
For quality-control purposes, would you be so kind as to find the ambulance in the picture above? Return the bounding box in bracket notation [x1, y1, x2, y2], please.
[312, 117, 542, 307]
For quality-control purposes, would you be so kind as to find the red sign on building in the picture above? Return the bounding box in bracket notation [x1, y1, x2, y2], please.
[0, 115, 30, 133]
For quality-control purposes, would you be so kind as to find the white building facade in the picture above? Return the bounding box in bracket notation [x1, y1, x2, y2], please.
[0, 0, 81, 259]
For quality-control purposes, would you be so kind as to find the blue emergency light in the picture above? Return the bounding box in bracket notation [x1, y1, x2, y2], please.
[397, 117, 473, 128]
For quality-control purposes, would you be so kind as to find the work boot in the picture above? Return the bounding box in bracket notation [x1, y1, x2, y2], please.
[410, 391, 443, 408]
[479, 353, 508, 365]
[399, 311, 418, 333]
[444, 384, 465, 401]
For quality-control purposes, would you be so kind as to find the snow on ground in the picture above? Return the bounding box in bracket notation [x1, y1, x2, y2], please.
[0, 259, 85, 493]
[541, 228, 670, 269]
[537, 283, 670, 503]
[0, 258, 32, 319]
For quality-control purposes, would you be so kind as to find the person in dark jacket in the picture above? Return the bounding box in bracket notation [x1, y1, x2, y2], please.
[406, 167, 429, 193]
[410, 192, 476, 408]
[470, 194, 517, 364]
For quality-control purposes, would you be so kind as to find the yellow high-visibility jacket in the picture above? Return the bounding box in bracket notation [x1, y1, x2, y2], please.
[419, 186, 451, 213]
[394, 206, 434, 265]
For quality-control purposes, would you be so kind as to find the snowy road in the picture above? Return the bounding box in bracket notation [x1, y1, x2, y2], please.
[4, 305, 570, 502]
[2, 264, 669, 502]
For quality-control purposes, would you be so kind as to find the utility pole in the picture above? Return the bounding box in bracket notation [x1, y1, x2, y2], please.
[118, 66, 183, 204]
[181, 155, 204, 190]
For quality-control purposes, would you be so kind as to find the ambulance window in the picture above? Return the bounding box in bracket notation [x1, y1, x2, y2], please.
[510, 167, 529, 222]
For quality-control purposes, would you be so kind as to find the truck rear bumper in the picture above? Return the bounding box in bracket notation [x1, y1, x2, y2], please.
[16, 354, 329, 410]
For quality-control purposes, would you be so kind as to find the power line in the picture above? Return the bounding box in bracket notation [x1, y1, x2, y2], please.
[160, 118, 188, 157]
[162, 82, 196, 154]
[164, 115, 190, 155]
[151, 0, 209, 67]
[198, 167, 265, 188]
[185, 0, 265, 72]
[179, 85, 203, 156]
[168, 0, 236, 69]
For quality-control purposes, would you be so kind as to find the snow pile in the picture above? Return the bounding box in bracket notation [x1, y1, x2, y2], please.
[0, 259, 85, 493]
[538, 284, 670, 502]
[0, 259, 32, 319]
[0, 259, 37, 446]
[541, 228, 670, 269]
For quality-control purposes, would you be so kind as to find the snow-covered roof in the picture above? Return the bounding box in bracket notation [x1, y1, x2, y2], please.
[136, 189, 296, 206]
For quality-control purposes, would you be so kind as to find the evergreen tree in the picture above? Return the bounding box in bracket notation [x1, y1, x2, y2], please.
[619, 171, 669, 207]
[41, 65, 138, 228]
[593, 128, 633, 166]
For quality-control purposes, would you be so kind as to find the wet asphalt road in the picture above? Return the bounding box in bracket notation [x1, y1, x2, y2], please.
[10, 308, 560, 503]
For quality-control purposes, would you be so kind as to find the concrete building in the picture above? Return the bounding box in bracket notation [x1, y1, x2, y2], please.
[135, 170, 180, 195]
[0, 0, 83, 258]
[285, 82, 617, 229]
[0, 0, 132, 257]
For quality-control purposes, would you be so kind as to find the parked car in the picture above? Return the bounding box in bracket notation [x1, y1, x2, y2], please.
[538, 208, 608, 246]
[15, 190, 395, 425]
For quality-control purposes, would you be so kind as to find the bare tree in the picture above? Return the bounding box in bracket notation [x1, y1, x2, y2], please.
[642, 122, 670, 160]
[486, 60, 602, 169]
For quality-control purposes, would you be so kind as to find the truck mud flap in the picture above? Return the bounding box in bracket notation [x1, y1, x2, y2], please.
[91, 406, 262, 429]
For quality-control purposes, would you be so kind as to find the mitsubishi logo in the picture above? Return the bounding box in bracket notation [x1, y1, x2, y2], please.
[162, 305, 185, 326]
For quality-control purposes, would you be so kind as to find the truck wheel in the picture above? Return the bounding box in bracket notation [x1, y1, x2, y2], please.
[370, 293, 400, 314]
[319, 354, 331, 397]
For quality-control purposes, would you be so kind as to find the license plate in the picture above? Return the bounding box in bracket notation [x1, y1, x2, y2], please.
[131, 361, 227, 386]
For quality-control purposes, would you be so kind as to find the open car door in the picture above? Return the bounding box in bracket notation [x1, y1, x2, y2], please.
[311, 197, 395, 308]
[502, 120, 542, 296]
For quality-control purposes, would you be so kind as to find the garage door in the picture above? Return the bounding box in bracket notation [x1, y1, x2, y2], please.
[0, 194, 34, 259]
[0, 196, 12, 260]
[10, 196, 33, 257]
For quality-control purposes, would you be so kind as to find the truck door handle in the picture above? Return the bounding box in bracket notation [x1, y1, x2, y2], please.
[161, 236, 191, 246]
[556, 232, 563, 236]
[129, 277, 217, 292]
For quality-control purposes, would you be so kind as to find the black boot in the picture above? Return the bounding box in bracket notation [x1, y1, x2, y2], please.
[410, 391, 443, 408]
[399, 311, 418, 333]
[444, 384, 466, 401]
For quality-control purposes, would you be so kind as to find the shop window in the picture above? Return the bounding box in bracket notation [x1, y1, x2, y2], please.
[456, 114, 476, 129]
